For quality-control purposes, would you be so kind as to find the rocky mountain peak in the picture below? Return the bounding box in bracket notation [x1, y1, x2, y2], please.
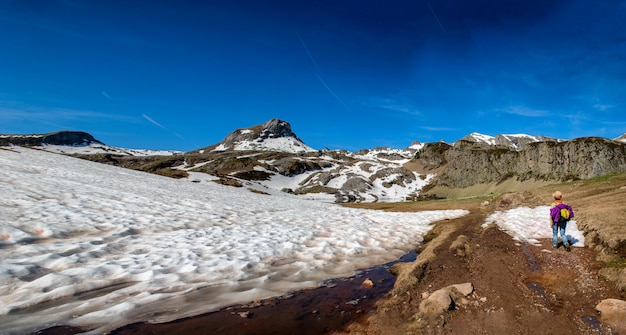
[211, 118, 316, 153]
[257, 119, 298, 140]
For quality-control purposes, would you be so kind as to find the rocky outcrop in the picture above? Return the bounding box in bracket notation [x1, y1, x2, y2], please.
[0, 131, 103, 147]
[418, 137, 626, 189]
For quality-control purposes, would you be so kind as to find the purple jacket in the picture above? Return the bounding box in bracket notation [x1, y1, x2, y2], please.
[550, 203, 574, 223]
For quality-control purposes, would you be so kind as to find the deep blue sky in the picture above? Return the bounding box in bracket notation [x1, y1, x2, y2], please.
[1, 0, 625, 151]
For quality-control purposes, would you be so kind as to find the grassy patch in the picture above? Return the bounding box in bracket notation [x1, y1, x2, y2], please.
[604, 256, 626, 269]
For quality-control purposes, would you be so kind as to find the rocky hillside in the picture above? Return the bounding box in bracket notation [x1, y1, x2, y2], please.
[181, 119, 426, 202]
[418, 136, 626, 196]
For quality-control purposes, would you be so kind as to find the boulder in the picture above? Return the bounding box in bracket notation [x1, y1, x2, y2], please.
[409, 282, 475, 332]
[449, 282, 474, 297]
[449, 235, 471, 257]
[418, 282, 474, 317]
[419, 288, 452, 315]
[596, 298, 626, 332]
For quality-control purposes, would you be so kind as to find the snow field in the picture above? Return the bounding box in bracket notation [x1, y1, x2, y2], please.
[484, 206, 585, 247]
[0, 147, 468, 334]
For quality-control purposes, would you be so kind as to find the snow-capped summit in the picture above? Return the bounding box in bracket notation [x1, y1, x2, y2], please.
[211, 118, 317, 153]
[459, 132, 556, 150]
[405, 140, 425, 153]
[616, 133, 626, 143]
[461, 132, 497, 145]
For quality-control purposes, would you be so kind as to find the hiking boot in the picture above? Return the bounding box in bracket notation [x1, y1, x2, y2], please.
[565, 244, 571, 252]
[553, 245, 558, 249]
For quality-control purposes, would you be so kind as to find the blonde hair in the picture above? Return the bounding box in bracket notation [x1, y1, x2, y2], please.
[553, 191, 563, 200]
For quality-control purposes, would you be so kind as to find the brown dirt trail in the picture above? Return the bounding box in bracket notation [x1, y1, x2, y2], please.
[345, 192, 623, 334]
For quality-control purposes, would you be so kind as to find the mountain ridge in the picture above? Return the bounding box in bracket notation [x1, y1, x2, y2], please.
[2, 122, 625, 153]
[2, 120, 626, 202]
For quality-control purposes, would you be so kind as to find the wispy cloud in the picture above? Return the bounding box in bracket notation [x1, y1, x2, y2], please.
[297, 33, 323, 74]
[499, 105, 549, 117]
[297, 33, 353, 113]
[0, 103, 129, 122]
[101, 91, 113, 100]
[142, 113, 186, 140]
[421, 126, 456, 131]
[316, 74, 353, 112]
[427, 3, 447, 35]
[0, 103, 134, 134]
[379, 103, 420, 116]
[366, 97, 421, 116]
[142, 113, 167, 130]
[592, 103, 614, 111]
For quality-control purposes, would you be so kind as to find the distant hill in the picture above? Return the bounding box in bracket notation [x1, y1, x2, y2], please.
[0, 131, 180, 157]
[0, 131, 103, 146]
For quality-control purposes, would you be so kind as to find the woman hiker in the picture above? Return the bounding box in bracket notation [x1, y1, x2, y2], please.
[549, 191, 574, 251]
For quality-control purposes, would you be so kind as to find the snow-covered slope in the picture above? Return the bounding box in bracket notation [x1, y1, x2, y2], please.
[39, 143, 182, 156]
[249, 146, 432, 202]
[0, 147, 468, 334]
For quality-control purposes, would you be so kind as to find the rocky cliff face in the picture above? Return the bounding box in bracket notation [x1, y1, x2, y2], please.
[419, 137, 626, 188]
[459, 132, 556, 151]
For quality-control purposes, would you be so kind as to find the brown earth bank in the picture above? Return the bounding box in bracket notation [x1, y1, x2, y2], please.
[36, 177, 626, 335]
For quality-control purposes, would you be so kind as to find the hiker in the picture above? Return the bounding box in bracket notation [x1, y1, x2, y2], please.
[549, 191, 574, 250]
